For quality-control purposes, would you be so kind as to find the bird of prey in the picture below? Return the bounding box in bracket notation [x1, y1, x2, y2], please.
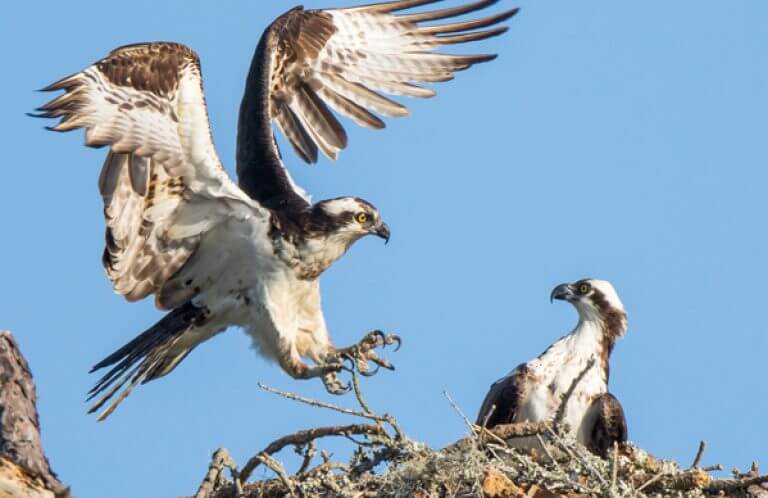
[33, 0, 518, 420]
[476, 279, 628, 458]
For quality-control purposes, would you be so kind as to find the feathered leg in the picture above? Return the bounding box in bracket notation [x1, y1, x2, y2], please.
[276, 338, 351, 394]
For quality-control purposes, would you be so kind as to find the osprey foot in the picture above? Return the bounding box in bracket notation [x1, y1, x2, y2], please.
[322, 370, 351, 395]
[334, 330, 401, 376]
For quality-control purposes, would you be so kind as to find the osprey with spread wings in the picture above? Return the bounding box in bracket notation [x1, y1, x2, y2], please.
[34, 0, 518, 420]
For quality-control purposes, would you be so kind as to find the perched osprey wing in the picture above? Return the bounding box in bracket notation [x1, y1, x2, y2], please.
[476, 362, 527, 428]
[33, 0, 517, 420]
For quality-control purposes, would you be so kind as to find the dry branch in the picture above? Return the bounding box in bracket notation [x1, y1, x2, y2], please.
[239, 423, 385, 482]
[194, 448, 239, 498]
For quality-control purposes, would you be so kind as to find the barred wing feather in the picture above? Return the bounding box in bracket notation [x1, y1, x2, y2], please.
[261, 0, 519, 163]
[36, 43, 262, 308]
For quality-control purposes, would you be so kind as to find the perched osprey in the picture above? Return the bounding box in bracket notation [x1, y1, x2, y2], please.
[476, 279, 628, 458]
[34, 0, 518, 420]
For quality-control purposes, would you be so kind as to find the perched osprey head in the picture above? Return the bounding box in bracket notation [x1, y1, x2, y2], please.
[314, 197, 390, 244]
[550, 279, 627, 336]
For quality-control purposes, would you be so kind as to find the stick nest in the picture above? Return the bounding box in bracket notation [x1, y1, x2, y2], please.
[190, 374, 768, 498]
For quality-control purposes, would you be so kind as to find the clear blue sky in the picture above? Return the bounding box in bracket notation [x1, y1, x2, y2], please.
[1, 1, 766, 496]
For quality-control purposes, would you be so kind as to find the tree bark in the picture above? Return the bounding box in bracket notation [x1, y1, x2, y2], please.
[0, 331, 68, 498]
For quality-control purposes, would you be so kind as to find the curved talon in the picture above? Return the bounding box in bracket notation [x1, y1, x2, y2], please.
[341, 354, 356, 373]
[389, 335, 402, 352]
[358, 363, 381, 377]
[369, 330, 386, 343]
[323, 374, 351, 395]
[371, 356, 395, 371]
[342, 354, 359, 373]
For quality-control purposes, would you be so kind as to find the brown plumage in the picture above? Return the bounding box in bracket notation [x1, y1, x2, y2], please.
[589, 393, 629, 458]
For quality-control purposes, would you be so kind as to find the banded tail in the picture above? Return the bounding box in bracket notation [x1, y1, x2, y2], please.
[87, 302, 208, 421]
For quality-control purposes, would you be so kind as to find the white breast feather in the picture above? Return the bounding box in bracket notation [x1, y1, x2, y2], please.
[513, 321, 607, 446]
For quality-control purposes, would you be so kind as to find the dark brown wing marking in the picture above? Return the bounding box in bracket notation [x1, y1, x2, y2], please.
[588, 392, 628, 458]
[476, 363, 529, 428]
[95, 42, 200, 98]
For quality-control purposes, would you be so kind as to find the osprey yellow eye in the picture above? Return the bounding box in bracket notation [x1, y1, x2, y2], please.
[578, 283, 591, 294]
[355, 212, 368, 224]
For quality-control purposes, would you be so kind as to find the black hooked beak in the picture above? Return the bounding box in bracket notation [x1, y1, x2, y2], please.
[550, 283, 574, 303]
[372, 222, 391, 245]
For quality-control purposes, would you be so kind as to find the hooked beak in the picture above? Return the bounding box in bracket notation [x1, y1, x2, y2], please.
[372, 222, 391, 244]
[550, 283, 574, 303]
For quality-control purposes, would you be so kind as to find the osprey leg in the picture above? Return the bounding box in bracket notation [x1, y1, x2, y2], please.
[276, 341, 350, 394]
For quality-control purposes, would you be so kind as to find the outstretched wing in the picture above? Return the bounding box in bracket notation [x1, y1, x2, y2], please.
[237, 0, 519, 208]
[35, 43, 263, 308]
[588, 392, 628, 458]
[476, 363, 528, 428]
[36, 42, 245, 198]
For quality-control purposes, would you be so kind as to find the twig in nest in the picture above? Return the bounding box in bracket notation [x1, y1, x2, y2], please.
[609, 441, 619, 498]
[443, 389, 479, 437]
[481, 404, 497, 429]
[255, 452, 298, 497]
[554, 358, 595, 428]
[350, 369, 374, 415]
[636, 470, 666, 493]
[304, 461, 351, 477]
[535, 432, 562, 471]
[258, 382, 403, 439]
[344, 434, 377, 447]
[703, 464, 724, 472]
[704, 474, 768, 493]
[690, 440, 707, 469]
[194, 448, 240, 498]
[350, 445, 402, 476]
[486, 421, 554, 440]
[239, 423, 385, 482]
[350, 369, 404, 440]
[295, 441, 316, 475]
[545, 425, 608, 488]
[476, 425, 508, 447]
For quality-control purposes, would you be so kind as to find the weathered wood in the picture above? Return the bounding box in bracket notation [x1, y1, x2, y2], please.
[0, 331, 69, 498]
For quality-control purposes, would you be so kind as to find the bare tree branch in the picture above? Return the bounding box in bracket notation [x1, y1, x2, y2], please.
[239, 423, 385, 483]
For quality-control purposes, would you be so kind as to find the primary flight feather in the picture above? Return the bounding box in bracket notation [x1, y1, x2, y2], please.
[34, 0, 518, 420]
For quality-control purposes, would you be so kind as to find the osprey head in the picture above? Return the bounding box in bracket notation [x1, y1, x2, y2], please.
[550, 278, 627, 335]
[314, 197, 390, 244]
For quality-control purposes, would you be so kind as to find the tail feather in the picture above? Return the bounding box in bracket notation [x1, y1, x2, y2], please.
[87, 302, 207, 421]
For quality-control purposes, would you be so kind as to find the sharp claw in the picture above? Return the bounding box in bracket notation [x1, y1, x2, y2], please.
[342, 354, 356, 372]
[358, 363, 380, 377]
[322, 373, 351, 395]
[370, 330, 386, 345]
[389, 335, 402, 352]
[369, 355, 395, 371]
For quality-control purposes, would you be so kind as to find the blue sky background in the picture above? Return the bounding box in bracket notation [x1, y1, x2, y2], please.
[1, 1, 766, 496]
